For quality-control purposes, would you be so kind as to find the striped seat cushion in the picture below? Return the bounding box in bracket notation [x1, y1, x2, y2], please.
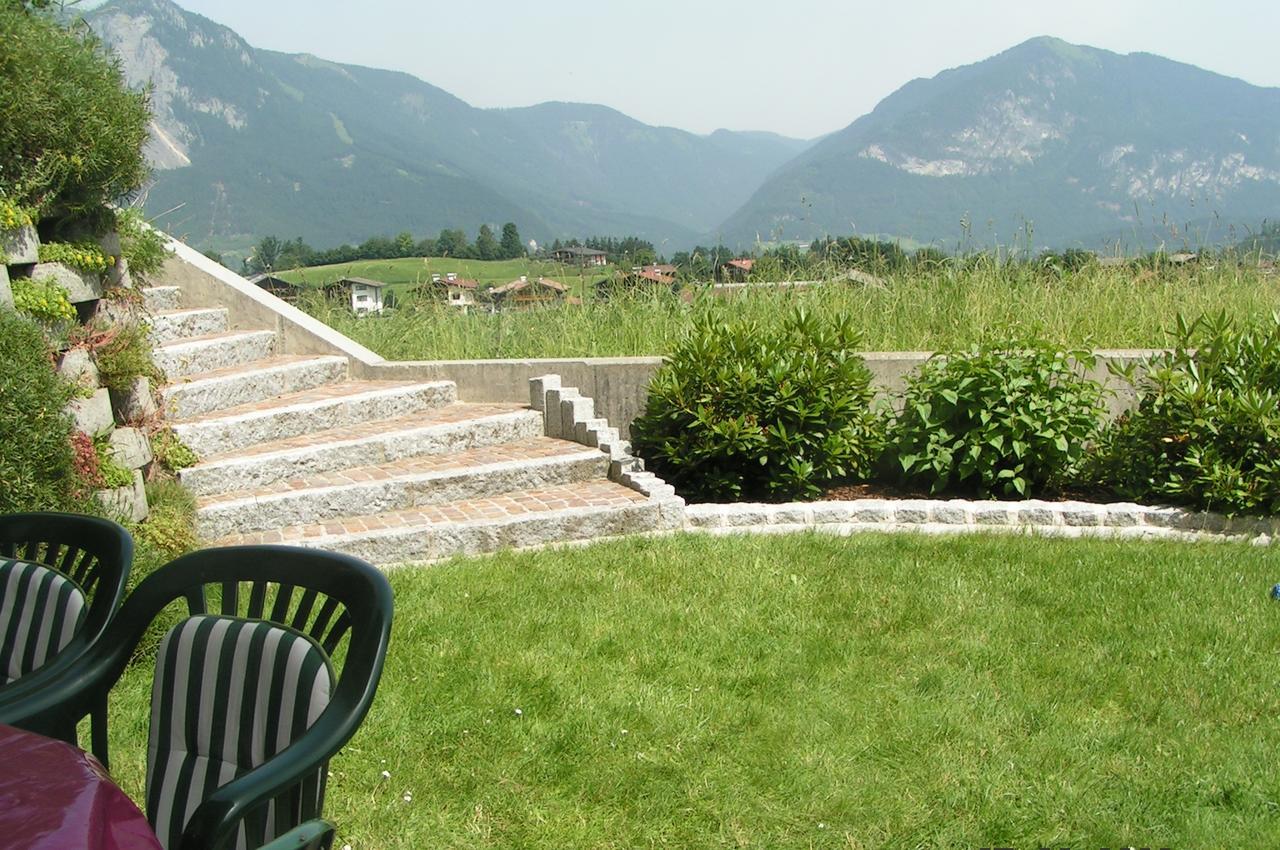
[0, 558, 87, 685]
[146, 615, 334, 850]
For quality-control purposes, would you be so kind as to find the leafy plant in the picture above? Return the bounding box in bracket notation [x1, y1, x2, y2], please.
[150, 427, 199, 472]
[632, 308, 884, 502]
[1084, 313, 1280, 515]
[93, 432, 135, 488]
[116, 207, 171, 281]
[887, 338, 1106, 497]
[0, 194, 33, 229]
[0, 309, 78, 512]
[11, 275, 77, 324]
[0, 5, 150, 220]
[38, 239, 112, 273]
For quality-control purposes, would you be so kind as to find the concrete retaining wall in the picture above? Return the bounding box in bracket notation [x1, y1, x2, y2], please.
[163, 241, 1156, 437]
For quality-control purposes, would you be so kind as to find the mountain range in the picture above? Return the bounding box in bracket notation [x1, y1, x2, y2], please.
[87, 0, 1280, 255]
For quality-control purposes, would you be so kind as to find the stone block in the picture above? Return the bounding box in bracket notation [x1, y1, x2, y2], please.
[892, 500, 931, 524]
[849, 501, 892, 523]
[57, 347, 100, 391]
[574, 419, 609, 446]
[66, 388, 114, 437]
[543, 387, 578, 438]
[1015, 505, 1057, 526]
[529, 374, 560, 412]
[1059, 504, 1104, 527]
[560, 395, 594, 439]
[31, 261, 102, 304]
[108, 427, 153, 471]
[1, 224, 38, 264]
[932, 503, 971, 525]
[98, 469, 148, 523]
[0, 264, 11, 311]
[971, 503, 1013, 525]
[110, 376, 157, 424]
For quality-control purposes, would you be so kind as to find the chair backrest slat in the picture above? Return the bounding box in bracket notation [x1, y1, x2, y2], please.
[319, 611, 352, 656]
[269, 583, 296, 623]
[247, 582, 269, 620]
[309, 598, 341, 646]
[220, 581, 239, 616]
[183, 588, 207, 615]
[290, 589, 319, 633]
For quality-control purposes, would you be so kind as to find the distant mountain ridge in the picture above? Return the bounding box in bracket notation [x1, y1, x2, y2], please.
[717, 37, 1280, 249]
[87, 0, 809, 253]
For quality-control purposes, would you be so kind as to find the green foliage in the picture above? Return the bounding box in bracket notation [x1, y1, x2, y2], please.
[632, 309, 884, 502]
[133, 478, 197, 565]
[888, 339, 1106, 497]
[11, 275, 77, 324]
[38, 239, 111, 273]
[0, 194, 34, 229]
[150, 427, 199, 472]
[93, 432, 135, 488]
[1084, 313, 1280, 515]
[115, 207, 171, 281]
[0, 309, 78, 512]
[0, 5, 150, 220]
[88, 321, 163, 392]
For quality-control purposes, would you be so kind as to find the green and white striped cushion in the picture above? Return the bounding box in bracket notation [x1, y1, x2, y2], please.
[0, 558, 87, 684]
[146, 615, 334, 850]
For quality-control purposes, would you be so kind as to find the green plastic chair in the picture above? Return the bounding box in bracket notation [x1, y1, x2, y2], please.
[0, 511, 133, 758]
[3, 545, 393, 850]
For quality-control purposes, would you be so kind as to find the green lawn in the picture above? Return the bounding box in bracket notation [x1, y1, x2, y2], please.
[104, 532, 1280, 848]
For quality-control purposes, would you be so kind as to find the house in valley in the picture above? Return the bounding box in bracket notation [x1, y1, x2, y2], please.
[718, 258, 755, 282]
[489, 276, 568, 308]
[550, 246, 608, 267]
[415, 272, 481, 309]
[325, 276, 386, 314]
[246, 273, 302, 302]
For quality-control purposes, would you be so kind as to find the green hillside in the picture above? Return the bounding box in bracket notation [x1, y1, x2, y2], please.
[277, 256, 607, 298]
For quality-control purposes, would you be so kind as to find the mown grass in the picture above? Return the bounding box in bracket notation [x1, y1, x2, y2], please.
[301, 261, 1280, 360]
[104, 532, 1280, 849]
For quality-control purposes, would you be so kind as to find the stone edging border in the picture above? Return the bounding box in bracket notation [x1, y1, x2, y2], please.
[685, 498, 1279, 545]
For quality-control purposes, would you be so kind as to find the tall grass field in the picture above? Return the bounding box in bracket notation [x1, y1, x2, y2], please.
[296, 259, 1280, 359]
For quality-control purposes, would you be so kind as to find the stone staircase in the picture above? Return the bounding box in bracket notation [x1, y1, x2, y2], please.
[145, 284, 679, 565]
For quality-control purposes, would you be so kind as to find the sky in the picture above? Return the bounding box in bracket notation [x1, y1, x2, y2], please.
[139, 0, 1280, 139]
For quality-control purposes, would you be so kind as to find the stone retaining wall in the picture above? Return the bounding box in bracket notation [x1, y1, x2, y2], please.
[686, 499, 1278, 546]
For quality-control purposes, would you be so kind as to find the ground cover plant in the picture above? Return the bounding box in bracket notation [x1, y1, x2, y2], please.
[632, 309, 883, 501]
[298, 260, 1280, 360]
[1086, 312, 1280, 515]
[99, 532, 1280, 849]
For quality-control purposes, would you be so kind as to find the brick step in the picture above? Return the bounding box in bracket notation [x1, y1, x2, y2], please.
[171, 379, 457, 458]
[210, 481, 666, 566]
[149, 307, 229, 346]
[154, 330, 277, 380]
[162, 355, 349, 420]
[143, 286, 181, 313]
[195, 437, 608, 539]
[180, 402, 540, 497]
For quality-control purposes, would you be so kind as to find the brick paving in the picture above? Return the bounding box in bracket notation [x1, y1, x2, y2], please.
[214, 481, 648, 546]
[199, 437, 594, 505]
[195, 402, 532, 462]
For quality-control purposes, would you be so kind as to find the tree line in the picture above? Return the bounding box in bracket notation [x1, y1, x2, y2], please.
[238, 223, 528, 274]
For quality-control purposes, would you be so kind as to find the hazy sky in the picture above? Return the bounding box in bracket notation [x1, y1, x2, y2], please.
[158, 0, 1280, 139]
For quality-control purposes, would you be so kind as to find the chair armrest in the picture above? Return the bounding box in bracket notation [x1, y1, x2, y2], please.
[258, 819, 334, 850]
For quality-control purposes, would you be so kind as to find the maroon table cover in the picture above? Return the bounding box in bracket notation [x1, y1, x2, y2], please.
[0, 722, 163, 850]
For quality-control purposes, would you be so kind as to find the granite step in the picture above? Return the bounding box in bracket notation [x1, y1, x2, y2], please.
[149, 307, 229, 346]
[154, 330, 277, 380]
[171, 379, 458, 458]
[210, 480, 662, 565]
[195, 437, 609, 539]
[161, 354, 350, 420]
[143, 285, 182, 313]
[179, 402, 541, 497]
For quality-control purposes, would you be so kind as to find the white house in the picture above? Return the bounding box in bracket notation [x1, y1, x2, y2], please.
[326, 277, 385, 314]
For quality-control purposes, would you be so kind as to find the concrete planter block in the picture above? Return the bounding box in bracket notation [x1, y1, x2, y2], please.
[98, 469, 148, 523]
[110, 376, 157, 424]
[108, 427, 153, 471]
[66, 388, 114, 437]
[529, 374, 561, 412]
[97, 230, 122, 260]
[105, 255, 133, 290]
[57, 348, 100, 391]
[31, 261, 103, 304]
[0, 264, 11, 310]
[1, 224, 39, 264]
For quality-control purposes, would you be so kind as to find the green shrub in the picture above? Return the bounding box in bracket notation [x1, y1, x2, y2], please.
[150, 427, 199, 471]
[0, 6, 150, 220]
[88, 320, 163, 392]
[0, 309, 78, 512]
[887, 339, 1106, 498]
[0, 194, 34, 229]
[93, 433, 135, 488]
[116, 207, 171, 282]
[631, 308, 884, 502]
[1084, 313, 1280, 515]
